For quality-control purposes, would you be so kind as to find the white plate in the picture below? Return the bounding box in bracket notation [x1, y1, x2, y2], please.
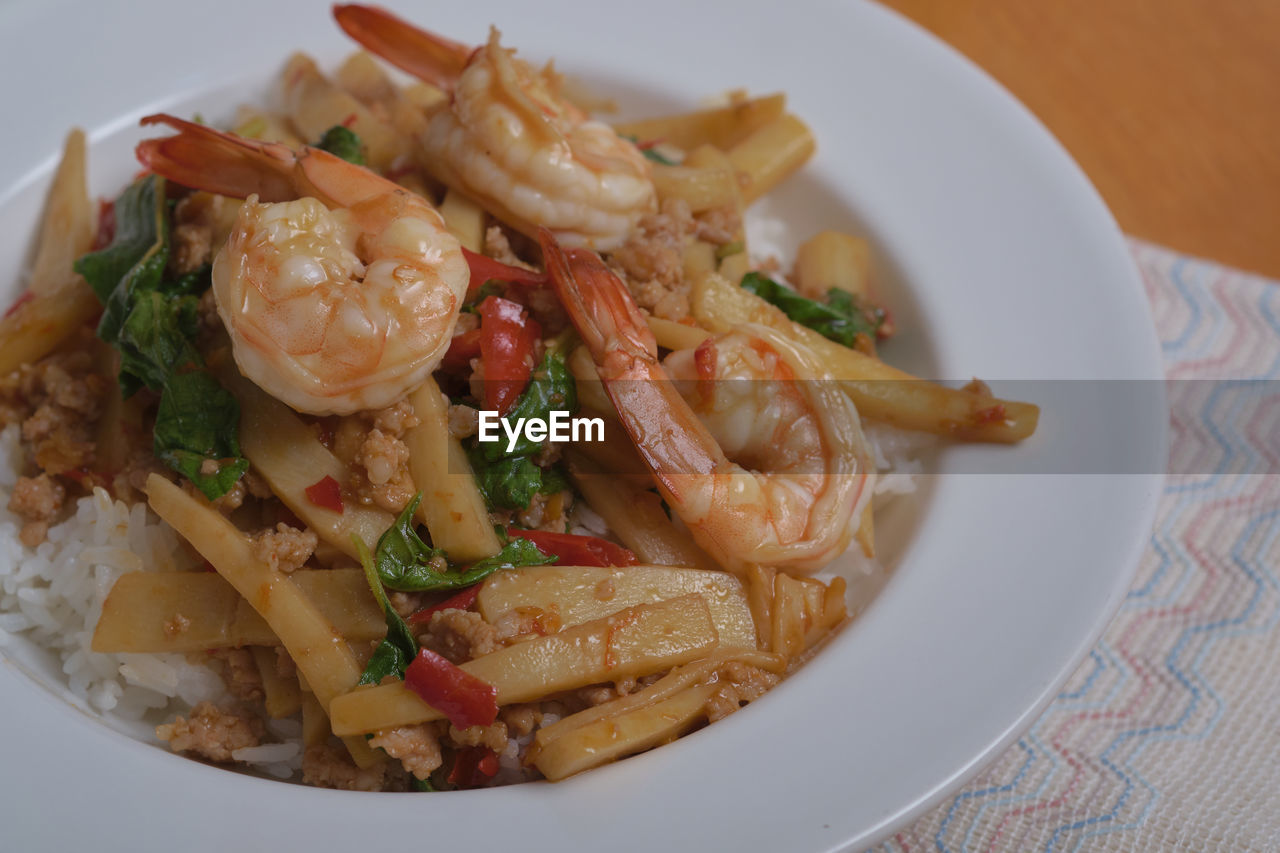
[0, 0, 1165, 850]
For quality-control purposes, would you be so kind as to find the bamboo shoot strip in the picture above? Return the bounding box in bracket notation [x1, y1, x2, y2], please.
[691, 273, 1039, 442]
[478, 564, 758, 649]
[534, 683, 717, 781]
[92, 569, 384, 653]
[405, 377, 501, 561]
[145, 474, 382, 768]
[226, 370, 396, 557]
[329, 594, 720, 735]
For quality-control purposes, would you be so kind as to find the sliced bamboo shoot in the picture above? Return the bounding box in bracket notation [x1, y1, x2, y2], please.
[405, 377, 501, 561]
[252, 646, 302, 718]
[534, 683, 717, 781]
[531, 648, 784, 753]
[690, 272, 1039, 442]
[226, 371, 395, 558]
[478, 565, 757, 649]
[92, 569, 383, 653]
[145, 474, 381, 768]
[611, 93, 786, 151]
[329, 594, 719, 735]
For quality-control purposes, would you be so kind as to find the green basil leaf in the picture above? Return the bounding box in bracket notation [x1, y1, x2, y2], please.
[466, 535, 557, 576]
[75, 177, 247, 501]
[739, 272, 883, 347]
[467, 450, 546, 511]
[75, 176, 167, 308]
[477, 351, 577, 462]
[315, 125, 366, 166]
[153, 371, 249, 501]
[373, 495, 448, 591]
[354, 536, 418, 685]
[371, 494, 556, 593]
[117, 291, 203, 394]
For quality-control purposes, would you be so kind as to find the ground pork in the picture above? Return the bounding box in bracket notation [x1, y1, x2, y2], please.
[156, 701, 264, 762]
[302, 742, 393, 791]
[704, 662, 781, 722]
[349, 402, 419, 514]
[448, 721, 508, 753]
[389, 591, 427, 619]
[111, 446, 169, 506]
[207, 648, 264, 702]
[693, 205, 741, 246]
[1, 348, 107, 478]
[499, 703, 543, 738]
[483, 225, 539, 270]
[490, 606, 562, 643]
[514, 488, 572, 532]
[7, 473, 65, 547]
[570, 676, 638, 711]
[418, 609, 502, 664]
[608, 198, 696, 321]
[249, 523, 318, 574]
[369, 724, 444, 780]
[169, 192, 238, 276]
[447, 403, 479, 439]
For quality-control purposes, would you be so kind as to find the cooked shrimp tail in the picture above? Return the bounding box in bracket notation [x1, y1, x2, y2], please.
[137, 113, 401, 209]
[332, 4, 472, 91]
[540, 230, 873, 574]
[137, 114, 300, 202]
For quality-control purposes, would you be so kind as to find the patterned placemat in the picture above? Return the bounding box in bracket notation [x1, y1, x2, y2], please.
[877, 241, 1280, 852]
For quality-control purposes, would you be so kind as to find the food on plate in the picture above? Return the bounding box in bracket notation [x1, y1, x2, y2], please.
[0, 4, 1038, 790]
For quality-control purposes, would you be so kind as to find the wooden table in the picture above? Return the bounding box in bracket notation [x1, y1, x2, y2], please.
[881, 0, 1280, 279]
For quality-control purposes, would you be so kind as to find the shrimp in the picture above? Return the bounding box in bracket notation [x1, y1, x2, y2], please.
[135, 114, 469, 416]
[334, 4, 656, 252]
[540, 230, 874, 574]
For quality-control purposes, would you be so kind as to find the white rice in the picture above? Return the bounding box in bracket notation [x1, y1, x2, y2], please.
[0, 424, 302, 778]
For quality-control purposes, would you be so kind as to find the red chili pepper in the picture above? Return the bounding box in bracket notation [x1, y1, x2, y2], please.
[91, 199, 116, 250]
[462, 247, 548, 295]
[341, 112, 358, 128]
[477, 296, 540, 415]
[304, 475, 344, 514]
[3, 291, 34, 319]
[447, 746, 501, 788]
[407, 585, 481, 625]
[441, 327, 482, 373]
[504, 528, 638, 567]
[404, 648, 499, 730]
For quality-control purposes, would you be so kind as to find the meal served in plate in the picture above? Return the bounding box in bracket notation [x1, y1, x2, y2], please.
[0, 5, 1038, 790]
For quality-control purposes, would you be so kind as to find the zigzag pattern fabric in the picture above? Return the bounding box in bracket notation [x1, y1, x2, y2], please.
[881, 241, 1280, 852]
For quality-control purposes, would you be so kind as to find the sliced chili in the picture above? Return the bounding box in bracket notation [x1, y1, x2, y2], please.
[477, 296, 540, 415]
[404, 648, 499, 730]
[504, 528, 638, 567]
[447, 746, 500, 788]
[304, 475, 344, 514]
[407, 585, 481, 625]
[441, 327, 482, 373]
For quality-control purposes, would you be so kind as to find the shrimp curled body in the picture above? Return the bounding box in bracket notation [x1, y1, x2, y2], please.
[542, 230, 873, 574]
[335, 6, 656, 251]
[138, 114, 468, 415]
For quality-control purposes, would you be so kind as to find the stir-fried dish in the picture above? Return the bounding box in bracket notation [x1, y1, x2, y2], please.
[0, 5, 1039, 790]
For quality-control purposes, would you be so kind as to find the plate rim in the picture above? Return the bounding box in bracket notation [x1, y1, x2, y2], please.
[0, 0, 1168, 850]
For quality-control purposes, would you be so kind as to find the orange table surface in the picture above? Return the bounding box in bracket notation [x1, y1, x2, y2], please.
[881, 0, 1280, 279]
